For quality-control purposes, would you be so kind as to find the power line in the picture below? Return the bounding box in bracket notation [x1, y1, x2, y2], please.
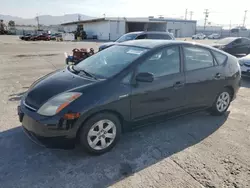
[204, 9, 209, 30]
[189, 11, 193, 20]
[243, 10, 247, 27]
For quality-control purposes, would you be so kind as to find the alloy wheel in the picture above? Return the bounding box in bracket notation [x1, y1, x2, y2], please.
[216, 92, 230, 112]
[87, 119, 116, 150]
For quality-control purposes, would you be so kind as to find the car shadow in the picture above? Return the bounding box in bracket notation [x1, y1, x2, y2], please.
[0, 111, 229, 188]
[241, 77, 250, 88]
[8, 91, 26, 101]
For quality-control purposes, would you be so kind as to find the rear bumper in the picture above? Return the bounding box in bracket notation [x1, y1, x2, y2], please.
[18, 105, 76, 149]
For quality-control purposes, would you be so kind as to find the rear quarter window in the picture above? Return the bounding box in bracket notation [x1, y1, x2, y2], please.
[212, 50, 227, 65]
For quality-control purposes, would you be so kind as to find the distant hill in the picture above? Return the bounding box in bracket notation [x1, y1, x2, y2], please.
[0, 14, 94, 26]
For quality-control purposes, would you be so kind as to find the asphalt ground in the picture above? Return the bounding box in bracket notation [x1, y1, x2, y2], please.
[0, 36, 249, 188]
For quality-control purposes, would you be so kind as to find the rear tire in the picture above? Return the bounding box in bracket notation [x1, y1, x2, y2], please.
[79, 112, 122, 155]
[209, 88, 232, 116]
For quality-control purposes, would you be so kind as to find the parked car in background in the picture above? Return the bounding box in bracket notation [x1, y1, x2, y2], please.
[20, 34, 37, 41]
[238, 54, 250, 77]
[192, 33, 206, 39]
[18, 40, 241, 154]
[208, 33, 220, 39]
[98, 31, 175, 51]
[50, 33, 63, 40]
[19, 34, 32, 40]
[212, 37, 250, 56]
[31, 33, 51, 41]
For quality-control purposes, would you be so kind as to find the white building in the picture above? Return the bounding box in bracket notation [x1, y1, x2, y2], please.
[61, 17, 197, 40]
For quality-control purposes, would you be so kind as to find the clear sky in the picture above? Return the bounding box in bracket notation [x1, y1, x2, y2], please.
[1, 0, 249, 27]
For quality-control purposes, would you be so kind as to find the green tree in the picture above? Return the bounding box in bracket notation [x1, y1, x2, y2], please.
[8, 20, 15, 29]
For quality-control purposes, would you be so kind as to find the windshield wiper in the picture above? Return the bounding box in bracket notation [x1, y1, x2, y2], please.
[69, 65, 97, 80]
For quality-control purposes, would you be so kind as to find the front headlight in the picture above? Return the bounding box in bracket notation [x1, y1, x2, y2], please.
[37, 92, 82, 116]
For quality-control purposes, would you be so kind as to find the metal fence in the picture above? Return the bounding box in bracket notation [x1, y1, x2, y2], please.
[196, 29, 250, 38]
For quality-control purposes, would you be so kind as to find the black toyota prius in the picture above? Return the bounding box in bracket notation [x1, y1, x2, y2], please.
[18, 40, 241, 155]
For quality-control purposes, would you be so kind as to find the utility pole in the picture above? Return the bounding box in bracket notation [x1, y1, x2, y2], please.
[78, 14, 81, 21]
[35, 15, 40, 30]
[243, 10, 247, 27]
[185, 9, 187, 20]
[189, 11, 193, 20]
[204, 9, 209, 30]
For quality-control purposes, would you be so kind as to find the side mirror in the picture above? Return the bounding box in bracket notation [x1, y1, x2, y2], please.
[136, 72, 154, 82]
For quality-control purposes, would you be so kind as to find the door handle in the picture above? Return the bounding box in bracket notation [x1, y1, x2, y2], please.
[173, 81, 184, 89]
[214, 73, 221, 79]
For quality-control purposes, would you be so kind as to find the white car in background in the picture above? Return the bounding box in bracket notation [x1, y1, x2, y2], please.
[238, 54, 250, 77]
[208, 33, 221, 39]
[192, 33, 206, 39]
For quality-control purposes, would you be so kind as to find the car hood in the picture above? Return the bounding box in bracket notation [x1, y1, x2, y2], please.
[239, 54, 250, 64]
[24, 68, 96, 110]
[99, 42, 117, 48]
[212, 44, 221, 48]
[239, 54, 250, 60]
[212, 43, 227, 48]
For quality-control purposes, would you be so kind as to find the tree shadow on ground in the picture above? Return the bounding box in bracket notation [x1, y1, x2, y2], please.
[0, 111, 229, 188]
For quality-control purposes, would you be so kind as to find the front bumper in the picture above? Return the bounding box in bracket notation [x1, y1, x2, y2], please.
[18, 105, 76, 149]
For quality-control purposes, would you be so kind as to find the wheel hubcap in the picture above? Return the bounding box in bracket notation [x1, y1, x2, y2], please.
[216, 92, 230, 112]
[87, 119, 116, 150]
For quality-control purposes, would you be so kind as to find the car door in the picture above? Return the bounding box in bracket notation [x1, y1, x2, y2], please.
[130, 45, 186, 120]
[183, 45, 224, 108]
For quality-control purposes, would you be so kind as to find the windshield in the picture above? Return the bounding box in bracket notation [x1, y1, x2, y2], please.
[215, 37, 237, 44]
[116, 33, 138, 43]
[75, 45, 148, 78]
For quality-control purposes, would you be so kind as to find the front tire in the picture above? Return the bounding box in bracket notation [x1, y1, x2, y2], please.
[209, 89, 232, 116]
[79, 112, 122, 155]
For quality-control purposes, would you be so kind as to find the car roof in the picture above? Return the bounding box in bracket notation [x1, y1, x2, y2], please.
[120, 39, 211, 49]
[126, 31, 171, 35]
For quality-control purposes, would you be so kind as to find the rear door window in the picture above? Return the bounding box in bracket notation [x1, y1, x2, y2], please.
[212, 51, 227, 65]
[241, 38, 250, 44]
[183, 46, 214, 71]
[233, 39, 242, 45]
